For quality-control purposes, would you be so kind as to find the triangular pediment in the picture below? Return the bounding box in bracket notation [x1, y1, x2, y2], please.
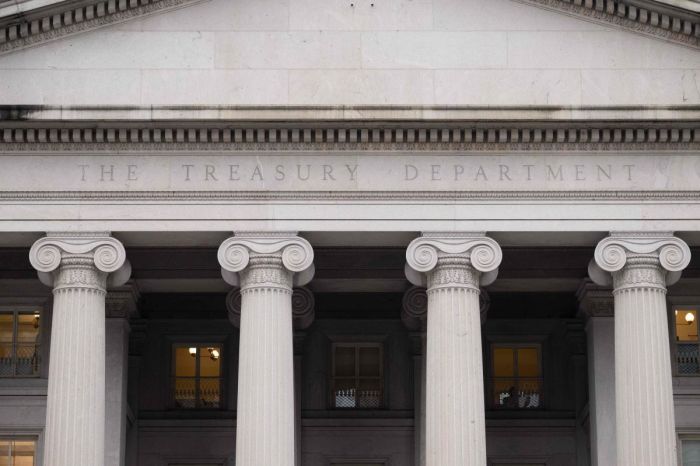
[1, 0, 700, 55]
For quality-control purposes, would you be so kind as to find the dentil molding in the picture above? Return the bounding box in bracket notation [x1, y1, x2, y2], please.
[519, 0, 700, 48]
[0, 0, 203, 55]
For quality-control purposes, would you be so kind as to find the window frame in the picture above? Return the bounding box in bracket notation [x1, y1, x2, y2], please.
[329, 341, 385, 410]
[0, 435, 39, 466]
[488, 342, 544, 410]
[0, 308, 42, 379]
[170, 343, 225, 410]
[670, 304, 700, 377]
[678, 433, 700, 466]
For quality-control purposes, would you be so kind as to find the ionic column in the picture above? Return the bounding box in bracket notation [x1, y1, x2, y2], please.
[405, 232, 502, 466]
[589, 232, 691, 466]
[29, 233, 131, 466]
[218, 232, 314, 466]
[576, 280, 616, 466]
[226, 286, 315, 466]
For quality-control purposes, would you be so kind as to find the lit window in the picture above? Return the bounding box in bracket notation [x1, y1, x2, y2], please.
[490, 344, 542, 409]
[172, 345, 222, 409]
[0, 311, 40, 377]
[0, 439, 36, 466]
[681, 439, 700, 466]
[675, 309, 699, 375]
[331, 343, 383, 409]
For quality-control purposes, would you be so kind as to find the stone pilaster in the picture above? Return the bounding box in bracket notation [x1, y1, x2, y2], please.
[589, 232, 691, 466]
[577, 280, 616, 466]
[29, 232, 131, 466]
[105, 283, 140, 466]
[218, 232, 314, 466]
[405, 232, 502, 466]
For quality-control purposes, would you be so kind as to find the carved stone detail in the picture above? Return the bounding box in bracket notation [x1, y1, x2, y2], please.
[105, 282, 140, 319]
[29, 232, 131, 291]
[576, 280, 614, 319]
[589, 232, 691, 289]
[218, 232, 314, 290]
[521, 0, 700, 49]
[406, 232, 502, 288]
[226, 286, 315, 329]
[0, 0, 203, 56]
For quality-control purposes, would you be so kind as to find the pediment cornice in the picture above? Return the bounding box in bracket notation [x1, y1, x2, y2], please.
[1, 106, 700, 154]
[0, 0, 202, 55]
[519, 0, 700, 48]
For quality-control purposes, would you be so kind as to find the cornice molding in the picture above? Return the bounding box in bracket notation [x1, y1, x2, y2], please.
[0, 0, 202, 55]
[519, 0, 700, 48]
[1, 120, 699, 152]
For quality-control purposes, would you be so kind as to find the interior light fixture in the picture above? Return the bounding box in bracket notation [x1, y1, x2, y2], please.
[208, 347, 220, 360]
[33, 313, 40, 329]
[686, 312, 696, 324]
[188, 347, 197, 357]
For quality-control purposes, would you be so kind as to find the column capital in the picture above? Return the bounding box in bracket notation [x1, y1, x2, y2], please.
[589, 231, 691, 288]
[226, 286, 315, 329]
[405, 232, 502, 287]
[218, 231, 314, 288]
[576, 279, 614, 319]
[29, 232, 131, 289]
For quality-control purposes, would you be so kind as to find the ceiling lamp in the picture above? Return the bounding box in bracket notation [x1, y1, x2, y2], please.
[208, 347, 220, 360]
[686, 312, 696, 324]
[188, 347, 197, 357]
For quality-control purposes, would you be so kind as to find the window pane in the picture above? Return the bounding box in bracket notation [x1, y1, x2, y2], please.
[0, 315, 13, 378]
[174, 347, 197, 377]
[12, 440, 35, 466]
[358, 346, 380, 377]
[493, 347, 515, 377]
[334, 346, 356, 377]
[200, 378, 220, 408]
[517, 347, 540, 377]
[684, 440, 700, 466]
[493, 378, 517, 408]
[173, 378, 196, 409]
[333, 378, 357, 408]
[677, 310, 699, 342]
[0, 440, 9, 466]
[358, 378, 382, 409]
[15, 315, 39, 377]
[199, 347, 221, 378]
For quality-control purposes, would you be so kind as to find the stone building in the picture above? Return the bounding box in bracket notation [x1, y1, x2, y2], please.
[1, 0, 700, 465]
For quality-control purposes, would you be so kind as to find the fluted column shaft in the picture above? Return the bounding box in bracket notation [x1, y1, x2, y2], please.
[29, 233, 130, 466]
[590, 232, 691, 466]
[406, 233, 502, 466]
[426, 256, 486, 465]
[218, 233, 314, 466]
[238, 256, 295, 464]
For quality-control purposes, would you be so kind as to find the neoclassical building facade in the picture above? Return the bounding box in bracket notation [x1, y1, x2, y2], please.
[1, 0, 700, 465]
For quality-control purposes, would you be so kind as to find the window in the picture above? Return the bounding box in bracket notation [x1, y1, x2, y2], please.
[490, 344, 542, 409]
[331, 343, 383, 409]
[674, 308, 699, 375]
[680, 439, 700, 466]
[0, 311, 40, 377]
[172, 345, 222, 409]
[0, 439, 36, 466]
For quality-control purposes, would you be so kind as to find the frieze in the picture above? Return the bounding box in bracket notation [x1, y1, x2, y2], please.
[1, 153, 700, 193]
